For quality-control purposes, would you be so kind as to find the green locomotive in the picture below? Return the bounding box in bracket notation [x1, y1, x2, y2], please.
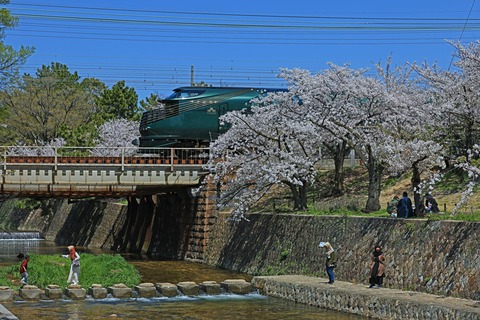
[138, 86, 286, 148]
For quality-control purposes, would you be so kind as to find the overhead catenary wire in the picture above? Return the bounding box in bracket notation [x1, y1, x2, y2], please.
[448, 0, 477, 70]
[5, 2, 478, 98]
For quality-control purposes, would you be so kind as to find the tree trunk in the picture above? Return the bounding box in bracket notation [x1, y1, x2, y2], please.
[365, 154, 383, 212]
[411, 163, 422, 217]
[287, 181, 308, 211]
[331, 141, 347, 196]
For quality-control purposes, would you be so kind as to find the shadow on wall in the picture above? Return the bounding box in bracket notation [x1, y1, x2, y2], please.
[50, 190, 196, 260]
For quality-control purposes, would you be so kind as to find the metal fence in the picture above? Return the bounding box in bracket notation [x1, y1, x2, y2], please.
[0, 146, 210, 171]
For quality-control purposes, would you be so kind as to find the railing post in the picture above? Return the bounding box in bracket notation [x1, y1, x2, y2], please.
[3, 146, 6, 171]
[54, 147, 58, 171]
[121, 148, 125, 171]
[170, 148, 174, 171]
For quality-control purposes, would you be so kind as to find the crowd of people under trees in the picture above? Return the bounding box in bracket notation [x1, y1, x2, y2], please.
[387, 192, 440, 218]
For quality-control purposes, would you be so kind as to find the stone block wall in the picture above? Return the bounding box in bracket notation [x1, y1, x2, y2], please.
[204, 213, 480, 301]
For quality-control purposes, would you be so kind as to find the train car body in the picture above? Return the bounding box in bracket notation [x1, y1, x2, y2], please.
[138, 86, 286, 148]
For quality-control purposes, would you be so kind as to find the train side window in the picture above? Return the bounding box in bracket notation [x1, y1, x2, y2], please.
[166, 89, 205, 99]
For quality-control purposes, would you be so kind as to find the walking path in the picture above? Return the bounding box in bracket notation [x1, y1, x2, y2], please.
[252, 275, 480, 319]
[0, 304, 17, 320]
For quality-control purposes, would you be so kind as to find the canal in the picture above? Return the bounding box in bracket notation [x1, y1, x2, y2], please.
[0, 237, 365, 319]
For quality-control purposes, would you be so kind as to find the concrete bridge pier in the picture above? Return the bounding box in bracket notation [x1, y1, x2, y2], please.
[110, 181, 217, 261]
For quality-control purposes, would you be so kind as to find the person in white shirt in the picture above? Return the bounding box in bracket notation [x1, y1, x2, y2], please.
[62, 245, 80, 285]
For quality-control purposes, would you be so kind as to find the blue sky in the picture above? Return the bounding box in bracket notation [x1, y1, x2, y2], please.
[3, 0, 480, 102]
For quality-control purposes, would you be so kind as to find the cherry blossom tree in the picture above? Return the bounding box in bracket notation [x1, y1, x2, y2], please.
[414, 44, 480, 160]
[276, 63, 434, 212]
[414, 41, 480, 214]
[210, 52, 479, 218]
[208, 90, 325, 220]
[6, 138, 66, 156]
[93, 118, 139, 156]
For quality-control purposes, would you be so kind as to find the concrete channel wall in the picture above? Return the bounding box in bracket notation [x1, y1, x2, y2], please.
[204, 213, 480, 301]
[253, 275, 480, 320]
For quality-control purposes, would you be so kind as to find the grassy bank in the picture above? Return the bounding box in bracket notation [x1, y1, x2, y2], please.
[0, 254, 141, 289]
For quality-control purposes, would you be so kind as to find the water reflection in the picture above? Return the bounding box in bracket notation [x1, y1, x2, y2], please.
[5, 294, 365, 320]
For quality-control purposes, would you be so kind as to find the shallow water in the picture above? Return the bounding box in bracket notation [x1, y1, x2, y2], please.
[5, 294, 365, 320]
[129, 259, 254, 284]
[0, 237, 365, 320]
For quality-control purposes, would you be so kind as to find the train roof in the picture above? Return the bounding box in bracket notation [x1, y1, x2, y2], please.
[172, 86, 287, 92]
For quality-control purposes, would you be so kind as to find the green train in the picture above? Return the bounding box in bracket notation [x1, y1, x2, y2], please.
[138, 86, 286, 148]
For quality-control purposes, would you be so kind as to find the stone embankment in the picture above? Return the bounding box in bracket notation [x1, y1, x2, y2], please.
[0, 279, 254, 302]
[253, 275, 480, 320]
[204, 213, 480, 301]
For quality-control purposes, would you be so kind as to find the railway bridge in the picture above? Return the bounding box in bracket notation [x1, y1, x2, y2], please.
[0, 146, 209, 198]
[0, 145, 359, 261]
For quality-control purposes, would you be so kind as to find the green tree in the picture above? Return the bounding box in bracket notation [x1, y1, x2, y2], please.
[95, 80, 140, 121]
[0, 0, 34, 89]
[0, 0, 35, 143]
[1, 62, 102, 144]
[139, 93, 161, 111]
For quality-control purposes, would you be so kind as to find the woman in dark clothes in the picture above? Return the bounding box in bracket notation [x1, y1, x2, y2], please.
[369, 245, 385, 288]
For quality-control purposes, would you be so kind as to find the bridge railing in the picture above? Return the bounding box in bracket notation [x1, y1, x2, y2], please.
[0, 146, 210, 170]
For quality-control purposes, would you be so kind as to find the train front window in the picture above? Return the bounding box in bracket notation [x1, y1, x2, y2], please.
[166, 89, 206, 100]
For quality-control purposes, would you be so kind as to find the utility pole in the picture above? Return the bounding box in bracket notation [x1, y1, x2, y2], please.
[190, 65, 194, 86]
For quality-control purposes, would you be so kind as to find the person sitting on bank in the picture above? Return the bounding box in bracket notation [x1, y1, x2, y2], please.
[387, 196, 399, 217]
[424, 193, 440, 213]
[396, 191, 413, 218]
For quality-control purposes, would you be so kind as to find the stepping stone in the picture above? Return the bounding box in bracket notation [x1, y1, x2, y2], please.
[221, 279, 253, 294]
[155, 283, 178, 297]
[200, 281, 221, 295]
[88, 284, 107, 299]
[65, 285, 86, 300]
[0, 286, 14, 302]
[177, 282, 199, 296]
[108, 283, 132, 299]
[134, 283, 156, 298]
[45, 284, 62, 299]
[19, 285, 41, 301]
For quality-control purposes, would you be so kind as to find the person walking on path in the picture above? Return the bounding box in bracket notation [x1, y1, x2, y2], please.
[396, 191, 413, 218]
[368, 245, 385, 288]
[17, 253, 29, 287]
[319, 241, 336, 285]
[62, 245, 80, 285]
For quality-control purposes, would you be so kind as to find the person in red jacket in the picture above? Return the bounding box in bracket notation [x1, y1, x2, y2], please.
[17, 253, 29, 287]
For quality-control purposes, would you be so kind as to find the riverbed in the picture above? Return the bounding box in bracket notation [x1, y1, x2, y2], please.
[0, 238, 365, 319]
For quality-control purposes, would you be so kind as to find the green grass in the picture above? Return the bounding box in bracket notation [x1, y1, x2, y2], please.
[303, 207, 388, 218]
[426, 211, 480, 222]
[0, 254, 141, 289]
[299, 207, 480, 221]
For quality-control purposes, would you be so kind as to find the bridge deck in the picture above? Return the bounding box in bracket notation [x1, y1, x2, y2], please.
[0, 147, 210, 198]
